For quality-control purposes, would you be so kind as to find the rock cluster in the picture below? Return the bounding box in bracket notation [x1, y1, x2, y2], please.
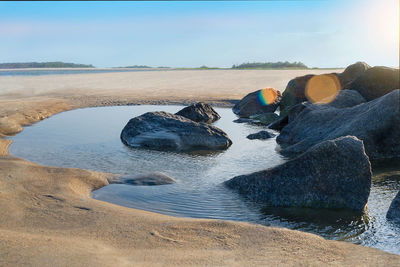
[277, 90, 400, 161]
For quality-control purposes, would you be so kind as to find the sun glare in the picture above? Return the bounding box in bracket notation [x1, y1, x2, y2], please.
[305, 74, 341, 104]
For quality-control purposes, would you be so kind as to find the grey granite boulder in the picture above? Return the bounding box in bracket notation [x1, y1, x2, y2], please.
[247, 131, 275, 140]
[233, 88, 281, 118]
[338, 61, 370, 87]
[387, 191, 400, 223]
[116, 172, 176, 186]
[345, 66, 400, 101]
[121, 111, 232, 151]
[277, 90, 400, 161]
[225, 136, 372, 211]
[175, 102, 220, 123]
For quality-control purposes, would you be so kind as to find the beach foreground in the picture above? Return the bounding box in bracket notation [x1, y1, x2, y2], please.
[0, 70, 399, 266]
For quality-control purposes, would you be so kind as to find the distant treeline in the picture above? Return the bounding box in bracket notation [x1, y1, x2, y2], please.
[0, 62, 94, 69]
[120, 65, 152, 68]
[232, 61, 308, 69]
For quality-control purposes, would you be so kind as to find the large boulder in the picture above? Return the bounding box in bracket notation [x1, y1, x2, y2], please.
[175, 102, 220, 123]
[120, 111, 232, 151]
[277, 90, 400, 161]
[225, 136, 372, 211]
[115, 172, 176, 186]
[345, 66, 400, 101]
[387, 191, 400, 223]
[233, 88, 281, 118]
[338, 61, 370, 87]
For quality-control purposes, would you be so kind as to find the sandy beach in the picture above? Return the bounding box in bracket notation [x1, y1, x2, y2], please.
[1, 69, 399, 266]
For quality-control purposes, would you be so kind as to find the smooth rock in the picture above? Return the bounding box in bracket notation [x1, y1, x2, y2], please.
[175, 102, 220, 123]
[277, 90, 400, 161]
[225, 136, 372, 211]
[338, 61, 371, 87]
[121, 111, 232, 151]
[233, 88, 281, 118]
[116, 172, 176, 186]
[387, 191, 400, 223]
[247, 131, 276, 140]
[345, 66, 400, 101]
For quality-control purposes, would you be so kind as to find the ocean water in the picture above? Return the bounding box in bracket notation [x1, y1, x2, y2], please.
[9, 105, 400, 254]
[0, 68, 161, 76]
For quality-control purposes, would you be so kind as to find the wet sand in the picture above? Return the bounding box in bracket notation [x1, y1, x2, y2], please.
[1, 69, 399, 266]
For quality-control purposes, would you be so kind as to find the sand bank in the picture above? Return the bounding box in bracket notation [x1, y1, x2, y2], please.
[0, 70, 399, 266]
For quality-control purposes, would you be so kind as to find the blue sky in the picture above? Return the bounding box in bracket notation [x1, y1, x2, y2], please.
[0, 1, 398, 68]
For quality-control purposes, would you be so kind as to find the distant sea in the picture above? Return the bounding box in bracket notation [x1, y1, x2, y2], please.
[0, 68, 161, 76]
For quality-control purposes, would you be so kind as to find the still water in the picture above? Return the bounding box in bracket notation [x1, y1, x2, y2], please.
[9, 105, 400, 254]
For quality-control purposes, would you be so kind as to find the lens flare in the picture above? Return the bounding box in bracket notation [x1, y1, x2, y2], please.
[257, 88, 279, 106]
[305, 74, 341, 104]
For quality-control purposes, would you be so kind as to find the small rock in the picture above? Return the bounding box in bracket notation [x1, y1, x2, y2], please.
[249, 113, 279, 125]
[175, 102, 220, 123]
[246, 131, 276, 140]
[225, 136, 372, 211]
[118, 172, 176, 186]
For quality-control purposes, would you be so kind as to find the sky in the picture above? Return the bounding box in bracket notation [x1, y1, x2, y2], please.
[0, 0, 398, 68]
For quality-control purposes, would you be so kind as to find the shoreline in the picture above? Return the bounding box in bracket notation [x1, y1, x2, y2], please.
[1, 71, 399, 265]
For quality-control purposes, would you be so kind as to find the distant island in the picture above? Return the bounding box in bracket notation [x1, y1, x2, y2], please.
[232, 61, 308, 69]
[0, 62, 94, 69]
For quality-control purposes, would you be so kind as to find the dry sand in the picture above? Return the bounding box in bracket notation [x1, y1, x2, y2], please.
[0, 69, 399, 266]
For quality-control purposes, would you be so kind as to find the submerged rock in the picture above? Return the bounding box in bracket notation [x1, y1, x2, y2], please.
[225, 136, 372, 211]
[249, 113, 279, 125]
[346, 66, 400, 101]
[121, 111, 232, 151]
[277, 90, 400, 161]
[233, 88, 281, 118]
[246, 131, 276, 140]
[175, 102, 220, 123]
[387, 191, 400, 223]
[117, 172, 176, 186]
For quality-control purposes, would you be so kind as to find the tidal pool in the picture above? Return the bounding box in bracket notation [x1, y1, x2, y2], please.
[9, 105, 400, 254]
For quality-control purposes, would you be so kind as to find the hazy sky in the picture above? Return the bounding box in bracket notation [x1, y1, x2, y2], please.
[0, 0, 398, 68]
